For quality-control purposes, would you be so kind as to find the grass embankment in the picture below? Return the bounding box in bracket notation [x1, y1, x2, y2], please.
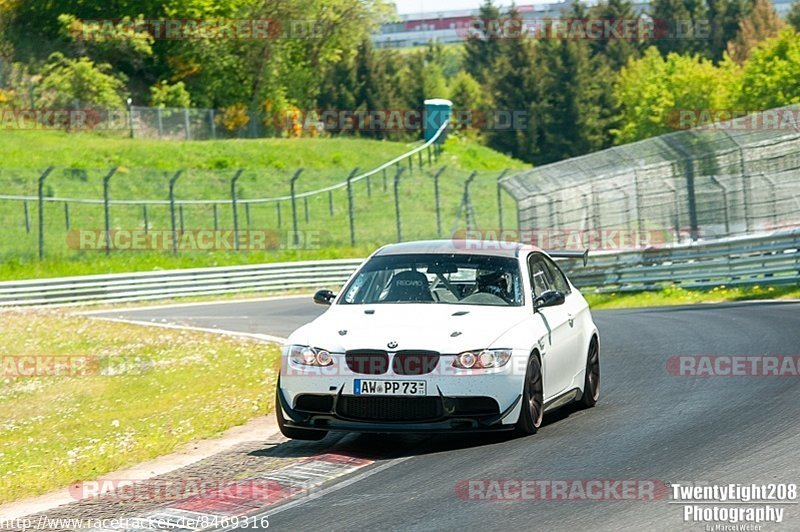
[585, 284, 800, 309]
[0, 310, 280, 503]
[0, 131, 528, 280]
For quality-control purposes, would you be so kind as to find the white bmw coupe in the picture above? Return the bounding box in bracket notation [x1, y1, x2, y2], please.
[276, 240, 600, 440]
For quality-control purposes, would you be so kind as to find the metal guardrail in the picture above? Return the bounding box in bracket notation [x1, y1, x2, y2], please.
[562, 229, 800, 293]
[0, 230, 797, 307]
[0, 259, 364, 307]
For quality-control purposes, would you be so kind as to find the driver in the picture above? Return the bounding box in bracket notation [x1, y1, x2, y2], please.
[476, 270, 509, 300]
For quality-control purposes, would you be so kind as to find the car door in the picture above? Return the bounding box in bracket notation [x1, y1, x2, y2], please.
[528, 253, 574, 400]
[541, 255, 585, 387]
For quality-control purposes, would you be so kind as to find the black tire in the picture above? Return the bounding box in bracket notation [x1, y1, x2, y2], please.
[580, 337, 600, 408]
[275, 379, 328, 441]
[515, 353, 544, 435]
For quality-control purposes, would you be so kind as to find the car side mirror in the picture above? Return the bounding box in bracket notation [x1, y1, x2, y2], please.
[533, 290, 565, 311]
[313, 289, 336, 306]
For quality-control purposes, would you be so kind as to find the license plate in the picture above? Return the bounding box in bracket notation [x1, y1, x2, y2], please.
[353, 379, 426, 396]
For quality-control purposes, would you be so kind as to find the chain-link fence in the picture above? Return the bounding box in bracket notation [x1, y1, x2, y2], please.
[0, 144, 521, 260]
[501, 104, 800, 246]
[0, 120, 471, 260]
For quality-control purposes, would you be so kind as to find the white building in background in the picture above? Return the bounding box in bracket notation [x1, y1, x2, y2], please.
[374, 0, 794, 49]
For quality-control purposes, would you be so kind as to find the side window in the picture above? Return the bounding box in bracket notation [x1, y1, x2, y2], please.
[527, 255, 554, 296]
[542, 257, 571, 294]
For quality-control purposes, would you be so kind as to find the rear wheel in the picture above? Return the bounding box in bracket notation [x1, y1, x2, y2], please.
[515, 353, 544, 435]
[275, 379, 328, 441]
[580, 337, 600, 407]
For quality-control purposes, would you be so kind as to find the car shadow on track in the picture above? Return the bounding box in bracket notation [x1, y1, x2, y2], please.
[249, 402, 590, 461]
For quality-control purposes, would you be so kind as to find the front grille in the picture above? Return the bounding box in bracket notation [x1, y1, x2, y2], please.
[337, 396, 442, 422]
[346, 350, 389, 375]
[392, 351, 440, 375]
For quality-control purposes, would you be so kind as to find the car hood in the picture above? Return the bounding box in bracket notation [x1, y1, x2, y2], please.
[288, 304, 528, 353]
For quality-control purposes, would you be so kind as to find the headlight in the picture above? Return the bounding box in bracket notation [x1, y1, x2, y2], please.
[285, 345, 334, 367]
[453, 349, 512, 369]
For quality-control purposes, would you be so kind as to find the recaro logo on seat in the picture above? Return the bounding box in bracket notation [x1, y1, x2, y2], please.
[397, 280, 424, 286]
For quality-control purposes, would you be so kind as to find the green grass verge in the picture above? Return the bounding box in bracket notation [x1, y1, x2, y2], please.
[0, 132, 528, 279]
[585, 284, 800, 310]
[0, 310, 279, 503]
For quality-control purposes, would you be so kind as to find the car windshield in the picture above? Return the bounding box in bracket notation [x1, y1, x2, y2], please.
[340, 253, 523, 306]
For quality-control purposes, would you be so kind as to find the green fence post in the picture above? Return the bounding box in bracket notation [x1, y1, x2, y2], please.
[231, 169, 244, 250]
[290, 169, 304, 245]
[496, 169, 509, 232]
[169, 170, 183, 255]
[394, 167, 406, 242]
[346, 167, 360, 246]
[37, 166, 55, 260]
[431, 166, 446, 239]
[103, 167, 118, 256]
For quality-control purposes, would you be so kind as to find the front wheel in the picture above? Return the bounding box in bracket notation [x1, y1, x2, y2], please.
[275, 379, 328, 441]
[515, 353, 544, 435]
[580, 337, 600, 407]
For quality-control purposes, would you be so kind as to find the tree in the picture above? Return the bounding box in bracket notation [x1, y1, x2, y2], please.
[149, 81, 191, 108]
[705, 0, 749, 62]
[398, 47, 449, 102]
[0, 0, 15, 62]
[486, 7, 538, 160]
[727, 0, 784, 63]
[317, 54, 358, 112]
[788, 0, 800, 32]
[463, 0, 503, 85]
[449, 71, 485, 133]
[36, 52, 127, 109]
[612, 47, 738, 143]
[647, 0, 707, 57]
[531, 15, 608, 164]
[588, 0, 642, 70]
[736, 28, 800, 110]
[353, 37, 397, 139]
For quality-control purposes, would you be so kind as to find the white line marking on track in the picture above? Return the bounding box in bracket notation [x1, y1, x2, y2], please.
[79, 294, 309, 315]
[262, 456, 413, 519]
[91, 316, 288, 344]
[80, 300, 415, 531]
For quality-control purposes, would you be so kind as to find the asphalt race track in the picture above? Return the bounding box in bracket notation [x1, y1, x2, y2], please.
[96, 298, 800, 531]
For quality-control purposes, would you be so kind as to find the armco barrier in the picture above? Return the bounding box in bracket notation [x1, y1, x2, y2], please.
[0, 230, 797, 307]
[562, 229, 800, 292]
[0, 259, 365, 307]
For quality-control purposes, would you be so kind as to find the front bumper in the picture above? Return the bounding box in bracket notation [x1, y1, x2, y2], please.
[278, 385, 521, 433]
[278, 352, 527, 433]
